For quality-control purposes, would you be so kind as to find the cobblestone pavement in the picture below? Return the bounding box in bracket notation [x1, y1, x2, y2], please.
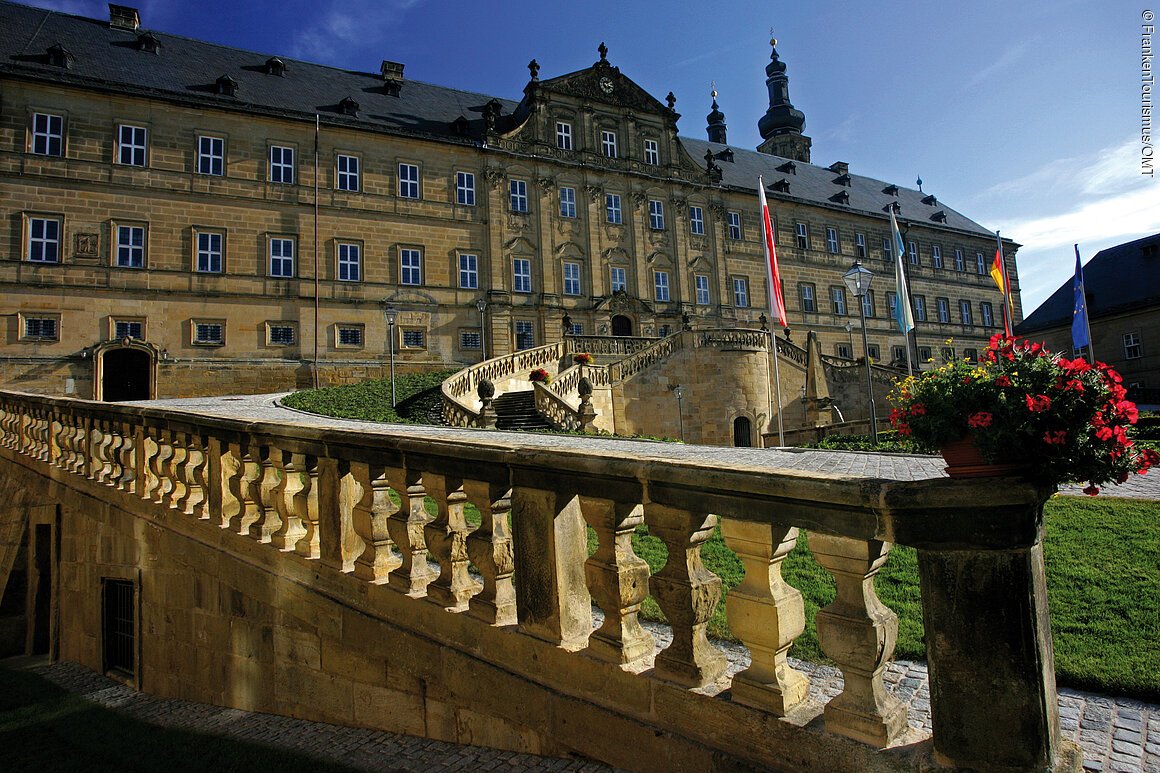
[107, 393, 1159, 771]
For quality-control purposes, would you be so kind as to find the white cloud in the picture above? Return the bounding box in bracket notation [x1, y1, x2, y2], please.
[963, 41, 1031, 90]
[288, 1, 422, 64]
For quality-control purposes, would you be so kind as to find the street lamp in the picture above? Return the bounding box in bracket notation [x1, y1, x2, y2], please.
[842, 261, 878, 445]
[673, 385, 686, 442]
[844, 321, 855, 360]
[384, 304, 397, 407]
[475, 297, 488, 363]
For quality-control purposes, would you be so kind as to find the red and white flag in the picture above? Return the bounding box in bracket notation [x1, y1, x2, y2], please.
[759, 176, 786, 326]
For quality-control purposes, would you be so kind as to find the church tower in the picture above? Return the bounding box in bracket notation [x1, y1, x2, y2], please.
[756, 37, 811, 162]
[706, 89, 727, 144]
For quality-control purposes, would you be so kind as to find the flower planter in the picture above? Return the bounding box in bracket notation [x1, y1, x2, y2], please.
[939, 436, 1029, 479]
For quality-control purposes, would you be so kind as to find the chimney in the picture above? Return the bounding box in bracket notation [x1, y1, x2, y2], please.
[381, 60, 405, 96]
[108, 4, 140, 30]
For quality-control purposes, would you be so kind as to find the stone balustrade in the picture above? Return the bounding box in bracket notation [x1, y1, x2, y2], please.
[441, 342, 565, 426]
[0, 390, 1077, 770]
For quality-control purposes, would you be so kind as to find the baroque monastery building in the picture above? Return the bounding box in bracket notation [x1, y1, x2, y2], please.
[0, 1, 1019, 400]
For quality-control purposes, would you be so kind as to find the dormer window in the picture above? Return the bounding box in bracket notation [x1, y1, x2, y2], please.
[136, 32, 160, 53]
[922, 194, 938, 206]
[718, 148, 735, 163]
[338, 96, 359, 116]
[265, 57, 286, 76]
[215, 75, 238, 97]
[108, 4, 140, 30]
[381, 60, 405, 97]
[771, 178, 791, 193]
[828, 161, 849, 175]
[450, 116, 470, 136]
[883, 184, 899, 196]
[46, 43, 74, 69]
[778, 160, 796, 174]
[830, 190, 850, 205]
[931, 210, 948, 223]
[833, 173, 851, 187]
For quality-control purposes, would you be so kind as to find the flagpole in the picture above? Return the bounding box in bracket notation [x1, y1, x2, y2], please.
[313, 113, 320, 389]
[995, 230, 1012, 337]
[758, 175, 786, 446]
[1076, 244, 1096, 361]
[771, 327, 785, 446]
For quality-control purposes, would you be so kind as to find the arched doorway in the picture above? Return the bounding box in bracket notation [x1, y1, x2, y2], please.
[611, 315, 633, 337]
[733, 416, 753, 447]
[102, 348, 152, 401]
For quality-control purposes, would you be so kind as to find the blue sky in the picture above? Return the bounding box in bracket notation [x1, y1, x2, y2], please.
[26, 0, 1160, 313]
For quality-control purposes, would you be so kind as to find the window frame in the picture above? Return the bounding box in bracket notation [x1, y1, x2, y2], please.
[459, 329, 482, 351]
[914, 295, 927, 322]
[397, 162, 420, 199]
[335, 324, 365, 349]
[643, 138, 659, 165]
[800, 283, 817, 313]
[266, 321, 298, 347]
[954, 249, 965, 272]
[336, 153, 360, 192]
[908, 241, 919, 265]
[981, 302, 995, 328]
[112, 317, 146, 341]
[936, 297, 951, 324]
[1124, 332, 1143, 359]
[193, 228, 224, 273]
[510, 179, 529, 213]
[512, 258, 533, 294]
[400, 327, 427, 350]
[648, 199, 665, 230]
[336, 241, 362, 282]
[30, 112, 64, 157]
[19, 312, 60, 342]
[795, 222, 809, 250]
[861, 291, 875, 318]
[400, 247, 422, 286]
[514, 320, 535, 350]
[559, 186, 577, 218]
[975, 252, 987, 275]
[689, 205, 705, 235]
[116, 123, 148, 167]
[458, 252, 479, 289]
[563, 261, 581, 296]
[191, 319, 225, 346]
[653, 270, 670, 302]
[556, 121, 573, 150]
[826, 227, 839, 255]
[959, 299, 973, 325]
[727, 211, 742, 240]
[855, 232, 867, 258]
[932, 244, 943, 269]
[733, 277, 750, 308]
[831, 285, 847, 315]
[268, 235, 296, 278]
[197, 135, 224, 176]
[605, 193, 622, 224]
[114, 223, 147, 269]
[25, 214, 62, 264]
[601, 129, 618, 158]
[695, 273, 710, 305]
[456, 171, 476, 206]
[269, 144, 295, 184]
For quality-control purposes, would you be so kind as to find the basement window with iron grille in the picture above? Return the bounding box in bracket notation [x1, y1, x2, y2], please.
[102, 578, 136, 678]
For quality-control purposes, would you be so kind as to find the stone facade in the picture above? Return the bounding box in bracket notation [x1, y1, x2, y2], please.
[0, 3, 1020, 402]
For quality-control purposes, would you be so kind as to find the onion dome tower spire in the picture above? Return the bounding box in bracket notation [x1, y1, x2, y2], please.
[756, 35, 811, 162]
[706, 86, 727, 144]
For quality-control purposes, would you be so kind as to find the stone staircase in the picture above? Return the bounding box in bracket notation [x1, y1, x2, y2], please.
[494, 390, 553, 431]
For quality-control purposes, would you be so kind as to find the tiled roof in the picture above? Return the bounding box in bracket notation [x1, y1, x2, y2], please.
[1, 0, 995, 237]
[1017, 232, 1160, 333]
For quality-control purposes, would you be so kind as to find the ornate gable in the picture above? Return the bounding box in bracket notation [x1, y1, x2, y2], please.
[537, 45, 676, 122]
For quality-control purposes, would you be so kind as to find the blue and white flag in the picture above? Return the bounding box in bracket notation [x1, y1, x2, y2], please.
[890, 209, 915, 334]
[1072, 245, 1091, 352]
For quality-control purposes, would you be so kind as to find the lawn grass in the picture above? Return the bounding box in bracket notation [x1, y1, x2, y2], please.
[281, 371, 456, 423]
[0, 666, 368, 772]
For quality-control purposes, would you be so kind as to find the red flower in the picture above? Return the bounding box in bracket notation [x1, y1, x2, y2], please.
[968, 411, 993, 429]
[1096, 426, 1114, 442]
[910, 403, 927, 417]
[995, 375, 1012, 387]
[1025, 394, 1051, 412]
[1043, 430, 1067, 445]
[962, 376, 972, 385]
[1083, 484, 1100, 496]
[1116, 400, 1139, 424]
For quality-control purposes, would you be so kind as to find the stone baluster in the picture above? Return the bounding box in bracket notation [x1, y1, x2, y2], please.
[811, 534, 907, 747]
[140, 428, 162, 501]
[720, 520, 809, 715]
[293, 455, 321, 559]
[423, 472, 477, 611]
[93, 422, 115, 483]
[463, 479, 516, 626]
[384, 467, 434, 597]
[116, 423, 136, 492]
[511, 483, 591, 650]
[72, 417, 89, 476]
[644, 503, 726, 688]
[49, 417, 64, 467]
[578, 496, 653, 666]
[271, 451, 308, 552]
[164, 431, 189, 509]
[225, 442, 262, 535]
[349, 461, 401, 582]
[176, 433, 207, 517]
[248, 444, 281, 543]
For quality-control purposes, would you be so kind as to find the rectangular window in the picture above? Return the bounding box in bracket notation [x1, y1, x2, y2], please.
[510, 179, 528, 212]
[513, 258, 532, 293]
[456, 172, 475, 205]
[654, 270, 670, 302]
[398, 162, 419, 199]
[459, 253, 478, 289]
[401, 329, 426, 349]
[882, 237, 892, 260]
[193, 321, 224, 345]
[113, 319, 144, 340]
[196, 231, 223, 273]
[568, 322, 583, 335]
[964, 348, 979, 362]
[27, 216, 61, 263]
[643, 138, 659, 165]
[102, 579, 136, 677]
[610, 266, 626, 293]
[1124, 332, 1143, 359]
[605, 193, 622, 224]
[22, 316, 59, 341]
[733, 277, 749, 308]
[460, 330, 482, 350]
[868, 344, 881, 361]
[932, 244, 943, 269]
[336, 325, 364, 347]
[115, 225, 145, 268]
[831, 286, 847, 315]
[909, 241, 919, 265]
[826, 227, 839, 254]
[117, 124, 147, 166]
[648, 199, 665, 230]
[888, 292, 899, 321]
[855, 232, 867, 258]
[337, 242, 361, 282]
[31, 112, 64, 156]
[837, 343, 852, 359]
[269, 145, 295, 183]
[892, 345, 906, 363]
[268, 323, 296, 345]
[197, 135, 224, 175]
[689, 206, 704, 235]
[400, 248, 422, 286]
[563, 261, 581, 296]
[515, 320, 535, 350]
[800, 283, 816, 313]
[914, 295, 927, 322]
[695, 274, 710, 305]
[601, 130, 618, 158]
[959, 299, 973, 325]
[941, 346, 954, 361]
[862, 292, 875, 318]
[954, 249, 965, 272]
[269, 237, 295, 277]
[556, 121, 572, 150]
[795, 222, 809, 250]
[976, 252, 987, 275]
[981, 302, 994, 327]
[919, 346, 933, 361]
[336, 154, 360, 191]
[727, 211, 742, 240]
[936, 297, 950, 323]
[559, 186, 577, 218]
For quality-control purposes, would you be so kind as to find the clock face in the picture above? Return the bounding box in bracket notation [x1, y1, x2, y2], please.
[599, 77, 614, 95]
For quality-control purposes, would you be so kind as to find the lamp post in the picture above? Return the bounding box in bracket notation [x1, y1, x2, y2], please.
[844, 321, 855, 359]
[843, 261, 878, 445]
[384, 305, 397, 407]
[673, 385, 685, 442]
[476, 297, 488, 363]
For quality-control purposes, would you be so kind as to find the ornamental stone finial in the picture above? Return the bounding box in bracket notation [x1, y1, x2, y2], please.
[598, 42, 608, 61]
[528, 59, 539, 80]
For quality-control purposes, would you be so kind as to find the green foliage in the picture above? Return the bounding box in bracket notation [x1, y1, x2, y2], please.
[801, 430, 931, 454]
[281, 371, 456, 424]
